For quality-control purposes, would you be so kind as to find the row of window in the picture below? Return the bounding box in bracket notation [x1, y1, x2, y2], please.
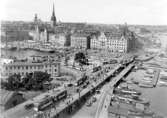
[5, 68, 57, 76]
[5, 65, 56, 70]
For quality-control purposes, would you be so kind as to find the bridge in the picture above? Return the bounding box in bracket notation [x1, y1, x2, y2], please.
[95, 63, 135, 118]
[3, 62, 135, 118]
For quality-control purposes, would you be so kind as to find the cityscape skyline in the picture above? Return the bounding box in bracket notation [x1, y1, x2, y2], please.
[1, 0, 167, 25]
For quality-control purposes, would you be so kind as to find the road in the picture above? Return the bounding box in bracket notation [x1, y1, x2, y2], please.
[95, 63, 134, 118]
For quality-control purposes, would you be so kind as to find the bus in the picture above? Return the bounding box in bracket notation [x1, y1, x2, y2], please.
[35, 96, 54, 111]
[93, 66, 102, 73]
[35, 90, 67, 111]
[75, 75, 88, 86]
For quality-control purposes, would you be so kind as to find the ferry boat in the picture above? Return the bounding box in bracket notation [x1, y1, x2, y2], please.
[128, 110, 154, 117]
[112, 95, 150, 105]
[138, 83, 153, 88]
[114, 88, 141, 95]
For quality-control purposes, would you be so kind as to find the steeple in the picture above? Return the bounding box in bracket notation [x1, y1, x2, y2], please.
[51, 3, 57, 27]
[34, 13, 38, 24]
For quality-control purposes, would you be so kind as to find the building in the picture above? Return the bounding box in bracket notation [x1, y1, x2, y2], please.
[105, 32, 128, 53]
[0, 90, 25, 112]
[2, 61, 60, 78]
[91, 32, 108, 50]
[70, 33, 91, 49]
[90, 23, 136, 53]
[49, 33, 66, 47]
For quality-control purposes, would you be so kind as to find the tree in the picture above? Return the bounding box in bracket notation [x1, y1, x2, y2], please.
[74, 52, 89, 66]
[3, 71, 51, 91]
[5, 74, 21, 90]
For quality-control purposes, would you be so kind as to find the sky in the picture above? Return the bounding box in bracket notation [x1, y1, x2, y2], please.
[0, 0, 167, 25]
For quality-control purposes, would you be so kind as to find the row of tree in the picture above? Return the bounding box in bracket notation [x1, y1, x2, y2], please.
[1, 71, 51, 91]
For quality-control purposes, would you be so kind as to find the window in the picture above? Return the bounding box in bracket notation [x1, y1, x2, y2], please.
[18, 66, 20, 69]
[10, 66, 12, 69]
[34, 66, 36, 69]
[26, 66, 28, 70]
[6, 67, 8, 70]
[55, 69, 57, 72]
[22, 66, 24, 69]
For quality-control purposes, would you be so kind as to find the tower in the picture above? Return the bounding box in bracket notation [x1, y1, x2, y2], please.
[34, 14, 38, 22]
[51, 3, 57, 27]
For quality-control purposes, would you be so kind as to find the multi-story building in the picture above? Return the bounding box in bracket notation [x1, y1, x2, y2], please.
[90, 24, 136, 53]
[2, 61, 60, 78]
[49, 33, 66, 47]
[105, 32, 128, 53]
[70, 33, 91, 49]
[91, 32, 108, 50]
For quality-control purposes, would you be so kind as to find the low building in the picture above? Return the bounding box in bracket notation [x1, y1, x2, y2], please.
[2, 61, 60, 78]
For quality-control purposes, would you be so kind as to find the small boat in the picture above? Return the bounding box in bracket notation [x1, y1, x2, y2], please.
[114, 88, 141, 95]
[113, 95, 150, 105]
[9, 47, 17, 51]
[49, 50, 55, 53]
[128, 110, 154, 117]
[138, 83, 153, 88]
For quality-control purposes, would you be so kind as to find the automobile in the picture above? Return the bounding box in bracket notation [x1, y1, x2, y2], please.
[96, 90, 101, 94]
[86, 101, 92, 107]
[25, 103, 34, 110]
[92, 97, 97, 102]
[67, 83, 73, 87]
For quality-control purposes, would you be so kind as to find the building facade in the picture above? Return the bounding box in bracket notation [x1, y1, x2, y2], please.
[2, 61, 60, 78]
[105, 32, 128, 53]
[71, 33, 90, 49]
[49, 33, 66, 47]
[91, 32, 108, 50]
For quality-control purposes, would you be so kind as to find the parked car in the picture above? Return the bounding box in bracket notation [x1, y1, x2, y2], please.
[25, 103, 34, 110]
[92, 97, 97, 102]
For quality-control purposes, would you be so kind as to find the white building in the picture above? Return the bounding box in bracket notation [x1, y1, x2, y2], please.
[91, 32, 108, 50]
[106, 32, 128, 53]
[2, 61, 60, 78]
[49, 33, 66, 47]
[90, 31, 129, 53]
[71, 33, 90, 49]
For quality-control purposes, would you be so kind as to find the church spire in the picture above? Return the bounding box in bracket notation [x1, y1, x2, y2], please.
[51, 3, 57, 27]
[52, 4, 55, 17]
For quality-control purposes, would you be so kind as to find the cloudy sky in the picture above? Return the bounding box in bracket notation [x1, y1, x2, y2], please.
[1, 0, 167, 25]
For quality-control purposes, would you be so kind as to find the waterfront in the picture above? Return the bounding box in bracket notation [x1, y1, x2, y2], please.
[1, 49, 56, 59]
[2, 49, 167, 118]
[141, 86, 167, 117]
